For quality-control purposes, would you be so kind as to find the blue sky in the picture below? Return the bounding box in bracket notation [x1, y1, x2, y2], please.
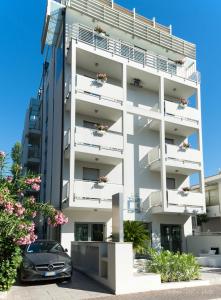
[0, 0, 220, 178]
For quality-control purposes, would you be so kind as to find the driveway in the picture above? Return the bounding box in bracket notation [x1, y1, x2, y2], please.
[6, 270, 112, 300]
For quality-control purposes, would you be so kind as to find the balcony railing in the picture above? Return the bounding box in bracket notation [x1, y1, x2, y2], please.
[148, 144, 201, 169]
[74, 179, 123, 204]
[67, 0, 196, 59]
[28, 146, 40, 160]
[76, 74, 123, 106]
[149, 190, 204, 211]
[164, 100, 200, 125]
[75, 126, 123, 154]
[66, 24, 200, 83]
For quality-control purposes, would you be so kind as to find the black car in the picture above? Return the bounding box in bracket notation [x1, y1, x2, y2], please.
[20, 240, 72, 282]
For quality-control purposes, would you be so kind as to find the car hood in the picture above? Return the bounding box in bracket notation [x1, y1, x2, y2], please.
[24, 252, 71, 265]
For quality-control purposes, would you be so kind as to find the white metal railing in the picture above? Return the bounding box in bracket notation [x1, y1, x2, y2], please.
[66, 24, 200, 83]
[149, 191, 162, 208]
[148, 144, 201, 168]
[165, 144, 201, 167]
[63, 181, 70, 201]
[68, 0, 196, 59]
[148, 146, 160, 165]
[76, 74, 123, 105]
[75, 126, 123, 153]
[74, 179, 123, 202]
[167, 190, 204, 208]
[164, 100, 200, 124]
[64, 129, 71, 150]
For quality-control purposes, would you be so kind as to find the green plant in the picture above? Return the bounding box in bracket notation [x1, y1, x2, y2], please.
[197, 213, 208, 226]
[146, 249, 200, 282]
[123, 221, 149, 254]
[0, 146, 68, 291]
[0, 243, 22, 291]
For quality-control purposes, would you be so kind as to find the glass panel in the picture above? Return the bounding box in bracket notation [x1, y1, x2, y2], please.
[83, 120, 97, 129]
[91, 224, 104, 241]
[209, 189, 219, 206]
[168, 63, 177, 75]
[79, 27, 93, 44]
[83, 168, 100, 181]
[95, 35, 108, 50]
[165, 138, 174, 145]
[166, 178, 176, 190]
[75, 223, 89, 241]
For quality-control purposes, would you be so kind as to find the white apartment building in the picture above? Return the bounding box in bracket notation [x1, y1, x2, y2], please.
[25, 0, 206, 253]
[192, 173, 221, 232]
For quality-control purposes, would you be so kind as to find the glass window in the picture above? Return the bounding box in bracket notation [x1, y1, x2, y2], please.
[83, 167, 99, 181]
[165, 138, 174, 145]
[75, 224, 89, 241]
[92, 224, 104, 241]
[56, 35, 63, 82]
[166, 178, 176, 190]
[83, 120, 97, 129]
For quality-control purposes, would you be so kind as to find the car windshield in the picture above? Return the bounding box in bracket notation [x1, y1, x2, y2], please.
[26, 241, 64, 253]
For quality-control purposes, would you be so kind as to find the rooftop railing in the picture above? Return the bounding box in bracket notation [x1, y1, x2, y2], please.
[67, 24, 200, 83]
[66, 0, 195, 59]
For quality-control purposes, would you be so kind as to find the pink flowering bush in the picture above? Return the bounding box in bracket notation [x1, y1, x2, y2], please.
[0, 150, 68, 291]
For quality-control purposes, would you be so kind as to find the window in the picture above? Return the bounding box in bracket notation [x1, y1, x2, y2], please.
[83, 120, 97, 129]
[166, 178, 176, 190]
[165, 138, 174, 145]
[55, 35, 63, 82]
[83, 167, 99, 181]
[206, 188, 219, 206]
[75, 223, 104, 241]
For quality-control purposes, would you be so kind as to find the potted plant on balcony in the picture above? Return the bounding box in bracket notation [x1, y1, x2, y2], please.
[182, 186, 190, 195]
[94, 26, 106, 37]
[178, 97, 188, 108]
[180, 142, 190, 150]
[96, 73, 107, 85]
[175, 59, 184, 65]
[95, 123, 108, 135]
[97, 176, 108, 187]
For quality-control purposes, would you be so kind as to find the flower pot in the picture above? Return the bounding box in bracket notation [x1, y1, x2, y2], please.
[96, 79, 106, 85]
[97, 182, 105, 187]
[98, 32, 106, 37]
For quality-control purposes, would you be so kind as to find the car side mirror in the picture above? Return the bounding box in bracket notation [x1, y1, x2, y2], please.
[64, 248, 68, 252]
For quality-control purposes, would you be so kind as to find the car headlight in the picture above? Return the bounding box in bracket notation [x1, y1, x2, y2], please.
[23, 259, 34, 269]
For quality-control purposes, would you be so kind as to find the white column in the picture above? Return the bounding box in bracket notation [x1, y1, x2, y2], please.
[159, 76, 167, 211]
[196, 86, 205, 211]
[122, 63, 128, 218]
[69, 40, 77, 205]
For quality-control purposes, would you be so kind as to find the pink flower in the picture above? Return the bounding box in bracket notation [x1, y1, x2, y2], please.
[31, 183, 40, 191]
[6, 176, 13, 183]
[4, 202, 14, 214]
[32, 211, 37, 218]
[0, 151, 5, 159]
[29, 196, 36, 204]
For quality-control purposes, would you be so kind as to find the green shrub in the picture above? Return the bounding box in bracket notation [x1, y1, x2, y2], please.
[0, 243, 22, 291]
[146, 249, 200, 282]
[124, 221, 149, 254]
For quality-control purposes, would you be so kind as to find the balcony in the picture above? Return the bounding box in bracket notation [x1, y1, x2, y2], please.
[148, 144, 201, 175]
[65, 180, 123, 210]
[27, 146, 40, 163]
[147, 190, 205, 214]
[164, 100, 199, 135]
[64, 127, 123, 163]
[73, 74, 123, 110]
[66, 24, 199, 83]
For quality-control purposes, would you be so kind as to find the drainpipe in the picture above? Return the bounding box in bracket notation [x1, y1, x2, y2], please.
[58, 7, 66, 243]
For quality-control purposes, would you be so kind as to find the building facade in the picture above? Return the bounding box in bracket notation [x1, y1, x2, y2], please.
[192, 173, 221, 232]
[22, 0, 206, 252]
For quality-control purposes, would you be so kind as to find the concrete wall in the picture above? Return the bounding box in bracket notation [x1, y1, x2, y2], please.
[187, 235, 221, 256]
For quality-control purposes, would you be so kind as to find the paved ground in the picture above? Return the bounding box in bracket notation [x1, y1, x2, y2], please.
[5, 267, 221, 300]
[6, 270, 111, 300]
[95, 285, 221, 300]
